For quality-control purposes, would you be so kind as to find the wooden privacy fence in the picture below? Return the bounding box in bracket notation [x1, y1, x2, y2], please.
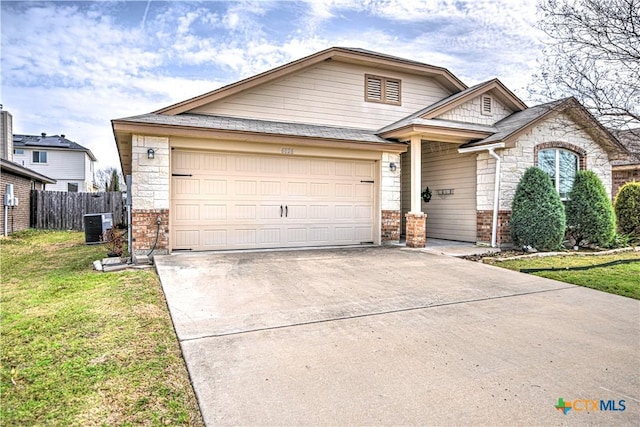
[30, 190, 126, 231]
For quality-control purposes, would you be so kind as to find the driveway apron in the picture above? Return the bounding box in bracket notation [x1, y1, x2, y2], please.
[155, 247, 639, 426]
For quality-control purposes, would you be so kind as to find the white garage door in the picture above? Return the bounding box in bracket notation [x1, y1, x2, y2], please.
[171, 150, 376, 251]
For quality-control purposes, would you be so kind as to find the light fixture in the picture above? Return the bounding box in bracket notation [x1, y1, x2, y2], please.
[147, 148, 155, 159]
[389, 162, 397, 172]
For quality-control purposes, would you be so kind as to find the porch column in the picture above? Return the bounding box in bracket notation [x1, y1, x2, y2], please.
[406, 135, 426, 248]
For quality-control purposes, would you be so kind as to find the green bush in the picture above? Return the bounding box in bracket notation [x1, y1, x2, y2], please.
[614, 181, 640, 239]
[510, 167, 566, 251]
[565, 170, 616, 247]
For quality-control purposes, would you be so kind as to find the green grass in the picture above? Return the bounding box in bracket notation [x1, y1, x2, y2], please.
[493, 251, 640, 300]
[1, 230, 203, 426]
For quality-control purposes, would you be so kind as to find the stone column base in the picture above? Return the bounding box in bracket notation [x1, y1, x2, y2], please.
[381, 209, 401, 244]
[405, 212, 427, 248]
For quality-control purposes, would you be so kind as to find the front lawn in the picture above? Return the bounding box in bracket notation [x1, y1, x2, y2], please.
[0, 230, 203, 425]
[492, 251, 640, 300]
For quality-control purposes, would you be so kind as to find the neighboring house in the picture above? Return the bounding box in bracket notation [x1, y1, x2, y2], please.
[112, 47, 627, 255]
[611, 128, 640, 198]
[1, 110, 56, 234]
[12, 133, 97, 192]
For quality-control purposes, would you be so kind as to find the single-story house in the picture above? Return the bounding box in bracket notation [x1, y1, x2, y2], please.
[1, 158, 56, 235]
[112, 47, 627, 255]
[612, 128, 640, 197]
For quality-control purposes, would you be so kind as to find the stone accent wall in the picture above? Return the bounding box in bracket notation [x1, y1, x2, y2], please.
[405, 212, 426, 248]
[612, 167, 640, 199]
[476, 112, 613, 211]
[477, 210, 512, 246]
[131, 209, 169, 255]
[131, 135, 170, 210]
[131, 135, 170, 254]
[381, 152, 401, 211]
[436, 95, 513, 125]
[0, 172, 45, 234]
[381, 209, 400, 243]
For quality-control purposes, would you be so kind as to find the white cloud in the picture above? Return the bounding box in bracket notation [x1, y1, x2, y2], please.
[1, 0, 546, 171]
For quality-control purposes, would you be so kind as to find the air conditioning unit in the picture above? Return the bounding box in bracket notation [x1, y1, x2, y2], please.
[83, 213, 114, 244]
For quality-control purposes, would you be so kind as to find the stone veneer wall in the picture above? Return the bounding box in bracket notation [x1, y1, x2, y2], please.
[405, 213, 426, 248]
[131, 135, 170, 255]
[474, 112, 612, 246]
[381, 152, 401, 244]
[476, 112, 612, 213]
[612, 168, 640, 199]
[436, 95, 513, 126]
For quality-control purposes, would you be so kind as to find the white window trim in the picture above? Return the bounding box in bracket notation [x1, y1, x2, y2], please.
[539, 148, 579, 201]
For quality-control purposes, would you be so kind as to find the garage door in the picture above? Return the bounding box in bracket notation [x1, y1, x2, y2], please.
[171, 150, 376, 251]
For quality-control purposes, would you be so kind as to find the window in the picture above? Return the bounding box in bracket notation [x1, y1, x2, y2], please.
[13, 149, 24, 155]
[481, 95, 493, 115]
[68, 183, 79, 192]
[365, 74, 401, 105]
[32, 151, 47, 163]
[537, 148, 579, 200]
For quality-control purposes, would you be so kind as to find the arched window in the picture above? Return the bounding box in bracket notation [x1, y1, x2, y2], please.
[537, 148, 579, 200]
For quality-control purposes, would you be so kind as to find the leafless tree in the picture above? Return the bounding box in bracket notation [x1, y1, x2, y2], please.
[95, 167, 124, 192]
[532, 0, 640, 129]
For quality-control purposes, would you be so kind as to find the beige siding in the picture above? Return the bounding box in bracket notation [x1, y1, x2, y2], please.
[436, 94, 513, 125]
[192, 61, 452, 129]
[401, 142, 476, 242]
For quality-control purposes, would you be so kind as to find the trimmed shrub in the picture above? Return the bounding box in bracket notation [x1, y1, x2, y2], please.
[614, 181, 640, 239]
[565, 170, 616, 247]
[511, 167, 566, 251]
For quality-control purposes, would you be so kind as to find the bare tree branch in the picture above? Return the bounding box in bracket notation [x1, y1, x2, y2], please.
[531, 0, 640, 129]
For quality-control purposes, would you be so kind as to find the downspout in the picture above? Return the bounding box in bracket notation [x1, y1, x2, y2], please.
[488, 148, 501, 248]
[458, 142, 505, 249]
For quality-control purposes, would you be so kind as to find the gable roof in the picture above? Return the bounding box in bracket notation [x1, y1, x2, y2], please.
[154, 47, 468, 116]
[0, 158, 56, 183]
[612, 128, 640, 167]
[378, 78, 527, 135]
[460, 97, 628, 157]
[13, 134, 98, 161]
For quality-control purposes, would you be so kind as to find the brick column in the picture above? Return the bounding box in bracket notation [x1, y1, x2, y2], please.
[405, 212, 427, 248]
[131, 209, 169, 255]
[381, 209, 401, 243]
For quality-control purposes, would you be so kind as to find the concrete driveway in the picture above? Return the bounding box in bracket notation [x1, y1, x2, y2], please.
[155, 247, 639, 426]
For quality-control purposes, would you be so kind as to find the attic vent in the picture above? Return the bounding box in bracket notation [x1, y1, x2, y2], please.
[365, 74, 401, 105]
[481, 95, 493, 115]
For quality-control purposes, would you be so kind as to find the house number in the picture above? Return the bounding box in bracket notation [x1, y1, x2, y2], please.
[281, 147, 294, 155]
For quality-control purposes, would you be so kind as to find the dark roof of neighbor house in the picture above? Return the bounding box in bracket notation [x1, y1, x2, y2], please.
[612, 128, 640, 166]
[116, 113, 395, 145]
[0, 158, 56, 183]
[13, 134, 97, 161]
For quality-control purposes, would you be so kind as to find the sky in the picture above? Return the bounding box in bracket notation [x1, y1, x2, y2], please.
[1, 0, 546, 171]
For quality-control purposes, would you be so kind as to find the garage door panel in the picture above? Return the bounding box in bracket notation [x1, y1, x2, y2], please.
[171, 150, 376, 251]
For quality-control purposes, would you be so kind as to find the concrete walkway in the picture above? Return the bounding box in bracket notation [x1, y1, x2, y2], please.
[155, 246, 639, 426]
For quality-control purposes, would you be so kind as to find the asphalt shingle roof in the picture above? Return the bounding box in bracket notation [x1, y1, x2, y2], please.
[612, 128, 640, 166]
[118, 113, 395, 144]
[13, 134, 97, 161]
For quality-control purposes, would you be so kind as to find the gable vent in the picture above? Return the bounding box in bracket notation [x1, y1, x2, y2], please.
[366, 76, 382, 101]
[365, 74, 401, 105]
[481, 95, 493, 115]
[385, 79, 400, 103]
